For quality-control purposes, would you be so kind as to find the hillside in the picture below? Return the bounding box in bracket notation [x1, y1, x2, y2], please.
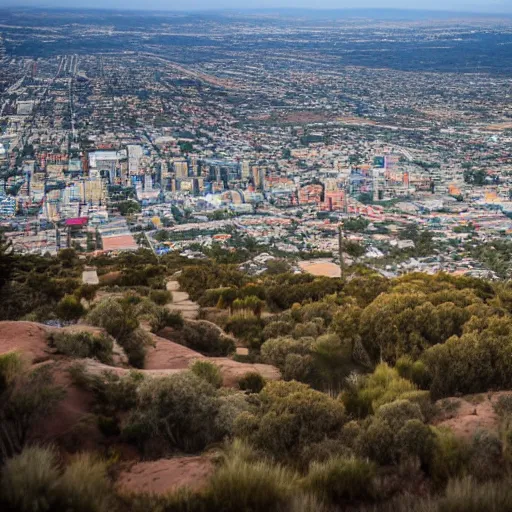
[2, 247, 512, 510]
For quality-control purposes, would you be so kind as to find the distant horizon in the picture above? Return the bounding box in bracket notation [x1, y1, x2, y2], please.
[0, 3, 510, 16]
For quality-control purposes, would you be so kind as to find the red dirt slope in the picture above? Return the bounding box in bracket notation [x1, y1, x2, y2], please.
[0, 321, 51, 363]
[116, 456, 214, 495]
[434, 392, 512, 440]
[145, 333, 280, 386]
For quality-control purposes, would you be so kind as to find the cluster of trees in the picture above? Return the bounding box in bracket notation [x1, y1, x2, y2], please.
[0, 246, 86, 321]
[463, 168, 492, 185]
[469, 240, 512, 279]
[180, 264, 512, 404]
[114, 199, 141, 216]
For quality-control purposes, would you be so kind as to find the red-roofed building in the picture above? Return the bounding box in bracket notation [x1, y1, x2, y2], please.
[65, 217, 88, 227]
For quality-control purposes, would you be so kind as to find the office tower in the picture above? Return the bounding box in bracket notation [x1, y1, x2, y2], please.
[0, 34, 7, 64]
[174, 159, 189, 179]
[241, 160, 251, 179]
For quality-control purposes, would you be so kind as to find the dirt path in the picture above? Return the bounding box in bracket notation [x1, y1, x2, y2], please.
[166, 280, 199, 320]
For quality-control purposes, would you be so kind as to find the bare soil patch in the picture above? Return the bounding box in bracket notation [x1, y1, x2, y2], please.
[116, 456, 214, 495]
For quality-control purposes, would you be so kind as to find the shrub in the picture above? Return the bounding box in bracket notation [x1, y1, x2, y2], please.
[0, 445, 60, 511]
[469, 429, 503, 481]
[439, 476, 512, 512]
[214, 393, 253, 439]
[341, 363, 421, 418]
[429, 427, 470, 486]
[493, 394, 512, 417]
[0, 350, 23, 391]
[361, 477, 512, 512]
[238, 372, 266, 393]
[235, 380, 346, 461]
[55, 453, 113, 512]
[52, 331, 113, 364]
[396, 419, 435, 467]
[87, 299, 149, 366]
[358, 418, 395, 465]
[97, 415, 120, 437]
[395, 356, 431, 388]
[283, 353, 316, 384]
[225, 313, 264, 347]
[300, 439, 354, 468]
[179, 320, 235, 356]
[288, 493, 332, 512]
[199, 287, 238, 308]
[293, 321, 323, 339]
[0, 447, 114, 512]
[263, 320, 294, 341]
[56, 294, 86, 322]
[126, 488, 206, 512]
[312, 333, 353, 393]
[400, 390, 436, 421]
[69, 365, 143, 415]
[232, 296, 265, 317]
[261, 336, 313, 369]
[86, 297, 138, 340]
[422, 330, 512, 399]
[75, 284, 98, 303]
[119, 292, 143, 306]
[117, 328, 152, 368]
[125, 372, 220, 452]
[134, 298, 161, 320]
[147, 306, 184, 333]
[190, 360, 223, 388]
[0, 362, 64, 463]
[300, 302, 337, 325]
[303, 456, 377, 503]
[149, 289, 172, 305]
[207, 449, 298, 512]
[375, 399, 424, 432]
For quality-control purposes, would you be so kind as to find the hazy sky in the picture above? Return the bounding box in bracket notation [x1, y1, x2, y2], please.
[1, 0, 510, 13]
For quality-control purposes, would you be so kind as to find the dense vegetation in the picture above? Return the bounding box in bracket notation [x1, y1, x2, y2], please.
[2, 239, 512, 511]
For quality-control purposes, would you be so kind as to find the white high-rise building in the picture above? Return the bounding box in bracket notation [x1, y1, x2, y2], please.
[127, 145, 144, 176]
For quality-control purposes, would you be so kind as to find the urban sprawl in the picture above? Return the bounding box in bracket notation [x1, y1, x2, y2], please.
[1, 9, 512, 279]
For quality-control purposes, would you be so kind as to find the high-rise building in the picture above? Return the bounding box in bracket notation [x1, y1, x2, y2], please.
[127, 145, 143, 176]
[0, 34, 7, 65]
[174, 159, 189, 179]
[252, 166, 266, 190]
[241, 160, 251, 179]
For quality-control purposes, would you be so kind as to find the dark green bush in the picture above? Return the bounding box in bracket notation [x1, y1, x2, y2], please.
[56, 294, 86, 322]
[69, 365, 143, 415]
[303, 456, 377, 503]
[263, 320, 294, 341]
[238, 372, 266, 394]
[51, 330, 113, 364]
[178, 320, 235, 356]
[149, 289, 172, 305]
[190, 360, 223, 388]
[124, 372, 220, 453]
[86, 297, 139, 340]
[149, 308, 184, 333]
[235, 380, 346, 461]
[225, 313, 264, 347]
[117, 328, 152, 368]
[97, 415, 120, 437]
